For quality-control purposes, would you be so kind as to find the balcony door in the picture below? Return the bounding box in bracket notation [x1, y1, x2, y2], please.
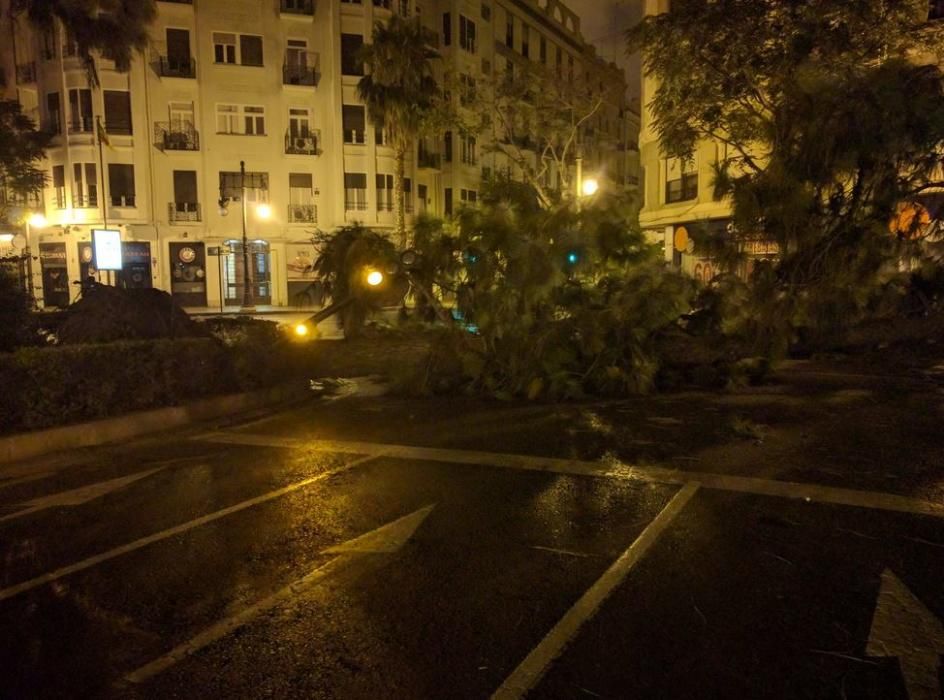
[224, 241, 272, 305]
[166, 28, 191, 71]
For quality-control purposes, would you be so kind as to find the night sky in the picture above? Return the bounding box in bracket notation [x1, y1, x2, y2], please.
[569, 0, 643, 104]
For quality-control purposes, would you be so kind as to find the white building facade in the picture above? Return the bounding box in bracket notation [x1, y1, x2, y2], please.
[1, 0, 635, 310]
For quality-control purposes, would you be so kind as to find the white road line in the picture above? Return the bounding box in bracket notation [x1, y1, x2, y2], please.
[195, 432, 944, 519]
[124, 554, 350, 684]
[492, 482, 701, 700]
[0, 454, 380, 603]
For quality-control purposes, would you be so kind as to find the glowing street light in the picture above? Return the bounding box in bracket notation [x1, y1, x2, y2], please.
[581, 178, 600, 197]
[294, 322, 310, 337]
[27, 213, 48, 229]
[255, 203, 272, 220]
[365, 269, 384, 287]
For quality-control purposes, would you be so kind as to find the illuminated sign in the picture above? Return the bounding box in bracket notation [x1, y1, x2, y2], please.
[92, 229, 123, 271]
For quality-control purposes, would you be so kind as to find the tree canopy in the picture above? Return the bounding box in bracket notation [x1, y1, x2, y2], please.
[0, 100, 49, 221]
[630, 0, 944, 350]
[13, 0, 156, 78]
[358, 15, 442, 245]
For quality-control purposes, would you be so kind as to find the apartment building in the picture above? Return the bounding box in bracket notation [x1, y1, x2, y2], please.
[0, 0, 635, 310]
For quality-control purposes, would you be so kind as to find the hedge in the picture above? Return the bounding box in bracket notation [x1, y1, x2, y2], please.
[0, 338, 240, 434]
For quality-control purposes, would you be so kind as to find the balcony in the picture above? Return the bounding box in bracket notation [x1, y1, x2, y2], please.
[15, 62, 36, 85]
[72, 193, 98, 209]
[111, 194, 136, 208]
[154, 122, 200, 151]
[156, 56, 196, 79]
[288, 203, 317, 224]
[418, 152, 441, 169]
[69, 117, 94, 134]
[285, 130, 321, 155]
[279, 0, 314, 14]
[283, 54, 320, 86]
[169, 202, 201, 222]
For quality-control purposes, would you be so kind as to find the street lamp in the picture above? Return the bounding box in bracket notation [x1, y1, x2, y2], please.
[219, 161, 268, 313]
[581, 178, 600, 197]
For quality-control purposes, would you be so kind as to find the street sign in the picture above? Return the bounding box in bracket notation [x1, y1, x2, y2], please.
[92, 229, 123, 271]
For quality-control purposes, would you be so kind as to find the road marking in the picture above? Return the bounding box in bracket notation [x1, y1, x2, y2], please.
[0, 454, 379, 603]
[492, 482, 701, 700]
[194, 432, 944, 518]
[0, 469, 160, 524]
[867, 568, 944, 700]
[125, 504, 435, 684]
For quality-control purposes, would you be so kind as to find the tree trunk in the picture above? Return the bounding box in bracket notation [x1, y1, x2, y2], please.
[395, 143, 407, 248]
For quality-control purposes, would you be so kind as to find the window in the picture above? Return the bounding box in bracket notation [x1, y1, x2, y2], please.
[376, 173, 394, 211]
[665, 157, 697, 203]
[45, 92, 61, 134]
[72, 163, 97, 207]
[460, 188, 477, 204]
[444, 187, 453, 216]
[444, 130, 453, 162]
[240, 35, 263, 66]
[459, 74, 476, 106]
[169, 102, 194, 130]
[213, 33, 261, 65]
[506, 14, 514, 48]
[521, 23, 529, 58]
[213, 32, 237, 64]
[172, 170, 198, 218]
[216, 105, 264, 135]
[417, 183, 428, 213]
[442, 12, 451, 46]
[286, 38, 307, 69]
[104, 90, 132, 135]
[344, 172, 367, 210]
[931, 1, 944, 20]
[289, 173, 313, 204]
[108, 164, 135, 207]
[68, 88, 92, 132]
[52, 165, 66, 208]
[342, 105, 366, 144]
[375, 125, 387, 145]
[404, 178, 413, 212]
[244, 106, 265, 135]
[341, 34, 364, 75]
[459, 15, 476, 53]
[460, 134, 476, 164]
[165, 28, 192, 74]
[481, 3, 491, 21]
[288, 107, 311, 137]
[220, 171, 269, 203]
[540, 36, 547, 64]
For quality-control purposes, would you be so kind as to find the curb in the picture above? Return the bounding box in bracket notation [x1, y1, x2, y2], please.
[0, 382, 309, 465]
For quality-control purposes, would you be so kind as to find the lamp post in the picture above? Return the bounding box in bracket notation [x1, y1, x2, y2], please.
[238, 161, 256, 313]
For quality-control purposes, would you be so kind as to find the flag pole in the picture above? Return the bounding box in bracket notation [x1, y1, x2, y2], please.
[96, 116, 108, 230]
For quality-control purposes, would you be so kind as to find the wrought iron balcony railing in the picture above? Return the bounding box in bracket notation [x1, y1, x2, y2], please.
[280, 0, 314, 14]
[288, 203, 317, 223]
[417, 152, 441, 169]
[72, 193, 98, 208]
[156, 56, 196, 79]
[69, 117, 94, 134]
[285, 130, 321, 155]
[15, 62, 36, 84]
[169, 202, 201, 222]
[154, 122, 200, 151]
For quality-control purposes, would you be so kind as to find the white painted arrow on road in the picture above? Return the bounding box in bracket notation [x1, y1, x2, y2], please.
[125, 504, 436, 684]
[0, 469, 161, 524]
[867, 568, 944, 700]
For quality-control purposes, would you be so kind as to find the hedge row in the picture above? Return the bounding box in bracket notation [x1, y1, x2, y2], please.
[0, 338, 244, 433]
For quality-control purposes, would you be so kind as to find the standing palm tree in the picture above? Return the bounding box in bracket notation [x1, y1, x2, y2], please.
[358, 15, 440, 247]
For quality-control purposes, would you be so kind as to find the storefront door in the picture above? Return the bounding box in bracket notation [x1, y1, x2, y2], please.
[117, 242, 152, 289]
[39, 242, 69, 308]
[169, 242, 207, 307]
[223, 241, 272, 305]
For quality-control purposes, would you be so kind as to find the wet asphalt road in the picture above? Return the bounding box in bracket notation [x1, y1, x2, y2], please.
[0, 362, 943, 699]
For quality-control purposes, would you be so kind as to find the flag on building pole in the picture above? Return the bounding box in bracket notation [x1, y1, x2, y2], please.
[96, 116, 113, 149]
[96, 116, 110, 230]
